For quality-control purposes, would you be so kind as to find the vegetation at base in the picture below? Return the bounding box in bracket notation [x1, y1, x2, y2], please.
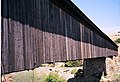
[114, 38, 120, 44]
[113, 74, 120, 79]
[65, 60, 83, 67]
[41, 63, 54, 67]
[70, 68, 78, 74]
[12, 71, 41, 82]
[111, 74, 120, 82]
[12, 71, 66, 82]
[44, 72, 66, 82]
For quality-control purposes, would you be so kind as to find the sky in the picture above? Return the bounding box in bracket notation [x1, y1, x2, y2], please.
[71, 0, 120, 35]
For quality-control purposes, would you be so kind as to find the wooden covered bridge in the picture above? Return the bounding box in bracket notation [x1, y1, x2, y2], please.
[1, 0, 118, 76]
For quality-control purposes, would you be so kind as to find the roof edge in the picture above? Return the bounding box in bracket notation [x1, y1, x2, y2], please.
[51, 0, 118, 48]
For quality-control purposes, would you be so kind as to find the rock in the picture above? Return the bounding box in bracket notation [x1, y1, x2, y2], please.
[55, 62, 65, 67]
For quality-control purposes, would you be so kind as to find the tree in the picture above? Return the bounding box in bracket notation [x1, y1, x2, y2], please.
[114, 38, 120, 44]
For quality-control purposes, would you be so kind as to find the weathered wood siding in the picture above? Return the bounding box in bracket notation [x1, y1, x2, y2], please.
[1, 0, 118, 73]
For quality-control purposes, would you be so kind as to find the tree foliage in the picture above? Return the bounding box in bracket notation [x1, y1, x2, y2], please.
[114, 38, 120, 44]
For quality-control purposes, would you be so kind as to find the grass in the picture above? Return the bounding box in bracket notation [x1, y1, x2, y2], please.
[44, 72, 66, 82]
[12, 71, 40, 82]
[12, 70, 66, 82]
[113, 74, 120, 79]
[65, 60, 83, 67]
[111, 74, 120, 82]
[70, 68, 78, 74]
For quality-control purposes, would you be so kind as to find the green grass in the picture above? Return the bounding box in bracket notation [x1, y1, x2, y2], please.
[65, 60, 83, 67]
[44, 72, 66, 82]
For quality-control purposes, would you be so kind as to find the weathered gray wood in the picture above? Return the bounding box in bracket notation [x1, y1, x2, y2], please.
[1, 0, 118, 73]
[14, 21, 24, 71]
[2, 18, 9, 73]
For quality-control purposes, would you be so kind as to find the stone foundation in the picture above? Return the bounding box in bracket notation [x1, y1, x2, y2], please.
[68, 57, 106, 82]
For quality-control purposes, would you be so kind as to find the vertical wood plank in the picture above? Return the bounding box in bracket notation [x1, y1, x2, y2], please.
[1, 18, 9, 73]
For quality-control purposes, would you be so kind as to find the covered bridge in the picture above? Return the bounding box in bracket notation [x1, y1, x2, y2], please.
[1, 0, 118, 74]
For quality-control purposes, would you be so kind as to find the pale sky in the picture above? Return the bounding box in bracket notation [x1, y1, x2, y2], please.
[71, 0, 120, 35]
